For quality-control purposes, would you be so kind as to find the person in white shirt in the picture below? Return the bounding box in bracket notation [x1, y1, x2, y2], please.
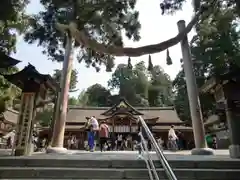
[168, 125, 178, 151]
[90, 116, 99, 131]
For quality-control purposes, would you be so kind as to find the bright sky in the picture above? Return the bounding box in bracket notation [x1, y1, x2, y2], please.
[12, 0, 195, 97]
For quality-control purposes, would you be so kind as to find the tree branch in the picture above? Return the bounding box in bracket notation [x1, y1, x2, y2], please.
[56, 11, 201, 57]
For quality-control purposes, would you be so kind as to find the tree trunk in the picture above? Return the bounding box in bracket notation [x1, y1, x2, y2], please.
[51, 33, 73, 148]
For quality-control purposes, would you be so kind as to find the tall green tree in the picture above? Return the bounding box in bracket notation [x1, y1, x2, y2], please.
[52, 69, 78, 92]
[0, 67, 21, 113]
[0, 0, 29, 54]
[173, 1, 240, 122]
[148, 65, 172, 106]
[0, 1, 28, 113]
[24, 0, 141, 71]
[68, 96, 78, 105]
[77, 90, 89, 106]
[83, 84, 111, 107]
[108, 61, 149, 106]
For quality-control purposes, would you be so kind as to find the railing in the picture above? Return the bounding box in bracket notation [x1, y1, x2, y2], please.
[139, 132, 159, 180]
[138, 116, 178, 180]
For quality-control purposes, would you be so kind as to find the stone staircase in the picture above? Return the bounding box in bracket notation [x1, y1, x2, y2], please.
[0, 153, 239, 180]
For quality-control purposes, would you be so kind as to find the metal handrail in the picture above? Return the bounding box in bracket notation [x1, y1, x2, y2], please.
[138, 116, 177, 180]
[139, 132, 159, 180]
[139, 143, 154, 180]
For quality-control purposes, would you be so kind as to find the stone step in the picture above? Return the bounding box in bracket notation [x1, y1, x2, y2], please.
[0, 167, 239, 180]
[0, 157, 239, 169]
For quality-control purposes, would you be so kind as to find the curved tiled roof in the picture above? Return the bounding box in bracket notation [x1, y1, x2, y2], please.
[66, 106, 182, 123]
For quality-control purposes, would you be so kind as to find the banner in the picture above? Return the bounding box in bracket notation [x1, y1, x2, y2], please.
[14, 93, 35, 155]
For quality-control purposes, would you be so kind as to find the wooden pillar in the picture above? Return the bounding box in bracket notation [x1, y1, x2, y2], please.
[14, 93, 35, 156]
[112, 117, 115, 134]
[129, 118, 132, 133]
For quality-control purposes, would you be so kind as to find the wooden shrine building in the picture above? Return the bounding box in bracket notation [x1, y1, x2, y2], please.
[41, 98, 193, 149]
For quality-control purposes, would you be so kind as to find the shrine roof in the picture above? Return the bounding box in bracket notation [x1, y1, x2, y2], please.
[0, 52, 21, 68]
[66, 106, 182, 124]
[1, 108, 19, 125]
[200, 67, 240, 93]
[2, 64, 58, 91]
[204, 114, 220, 126]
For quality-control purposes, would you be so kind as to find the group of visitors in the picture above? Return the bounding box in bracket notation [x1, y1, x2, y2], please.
[167, 125, 188, 151]
[84, 116, 110, 152]
[83, 116, 144, 152]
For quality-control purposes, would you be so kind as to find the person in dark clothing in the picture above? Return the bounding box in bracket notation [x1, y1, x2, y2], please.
[147, 139, 152, 151]
[136, 121, 143, 159]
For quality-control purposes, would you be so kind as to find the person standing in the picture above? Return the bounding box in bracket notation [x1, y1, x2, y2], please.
[99, 120, 109, 152]
[168, 125, 178, 151]
[117, 134, 122, 150]
[137, 122, 143, 159]
[88, 116, 99, 152]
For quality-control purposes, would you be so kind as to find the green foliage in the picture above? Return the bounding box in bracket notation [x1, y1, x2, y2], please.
[68, 96, 78, 105]
[0, 0, 29, 54]
[148, 65, 173, 106]
[77, 90, 89, 106]
[24, 0, 141, 71]
[79, 84, 111, 107]
[108, 61, 172, 107]
[52, 68, 78, 91]
[35, 108, 53, 127]
[173, 1, 240, 122]
[159, 0, 239, 16]
[0, 67, 21, 112]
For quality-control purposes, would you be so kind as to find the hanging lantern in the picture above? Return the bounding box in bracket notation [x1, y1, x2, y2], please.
[127, 57, 133, 69]
[148, 54, 153, 71]
[166, 49, 173, 65]
[106, 56, 113, 72]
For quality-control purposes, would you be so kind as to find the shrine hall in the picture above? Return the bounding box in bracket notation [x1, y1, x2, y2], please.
[41, 98, 193, 148]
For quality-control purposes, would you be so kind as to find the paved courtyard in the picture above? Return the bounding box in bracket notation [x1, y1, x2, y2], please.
[0, 149, 236, 162]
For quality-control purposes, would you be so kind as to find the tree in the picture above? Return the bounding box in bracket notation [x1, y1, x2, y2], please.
[35, 109, 54, 127]
[0, 0, 28, 113]
[52, 68, 78, 91]
[148, 65, 173, 106]
[108, 61, 149, 106]
[77, 90, 89, 106]
[0, 67, 21, 113]
[108, 61, 172, 107]
[25, 0, 141, 71]
[68, 96, 78, 105]
[173, 1, 240, 122]
[83, 84, 111, 107]
[0, 0, 29, 54]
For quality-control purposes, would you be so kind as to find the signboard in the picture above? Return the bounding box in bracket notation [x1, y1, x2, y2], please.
[14, 93, 35, 155]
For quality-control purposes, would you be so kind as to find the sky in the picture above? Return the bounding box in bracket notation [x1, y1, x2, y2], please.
[12, 0, 195, 97]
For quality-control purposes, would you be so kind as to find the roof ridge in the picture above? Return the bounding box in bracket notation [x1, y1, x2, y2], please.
[68, 106, 175, 110]
[5, 108, 19, 114]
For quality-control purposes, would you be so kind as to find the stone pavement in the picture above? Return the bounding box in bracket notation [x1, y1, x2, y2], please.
[0, 149, 235, 162]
